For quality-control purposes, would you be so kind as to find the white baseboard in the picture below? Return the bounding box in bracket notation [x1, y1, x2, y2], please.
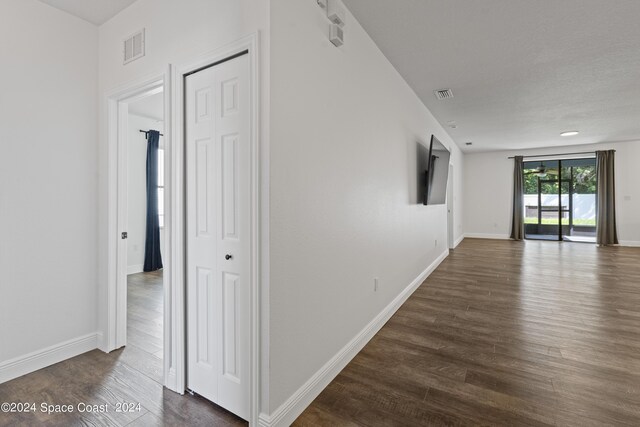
[453, 235, 464, 248]
[464, 233, 511, 240]
[127, 264, 144, 275]
[258, 249, 450, 427]
[619, 240, 640, 247]
[0, 333, 98, 384]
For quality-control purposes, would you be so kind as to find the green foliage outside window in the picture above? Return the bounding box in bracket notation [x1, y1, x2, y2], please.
[523, 166, 596, 195]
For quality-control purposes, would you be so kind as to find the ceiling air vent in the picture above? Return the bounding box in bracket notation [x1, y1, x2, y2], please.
[123, 29, 145, 65]
[434, 89, 454, 100]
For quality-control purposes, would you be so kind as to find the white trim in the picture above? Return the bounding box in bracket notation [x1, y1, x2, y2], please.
[464, 233, 511, 240]
[0, 333, 98, 384]
[167, 63, 184, 395]
[171, 33, 262, 425]
[453, 235, 465, 248]
[127, 264, 144, 275]
[258, 250, 450, 427]
[162, 64, 177, 393]
[618, 240, 640, 247]
[116, 102, 130, 350]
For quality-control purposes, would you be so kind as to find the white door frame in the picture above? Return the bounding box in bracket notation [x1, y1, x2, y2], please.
[447, 164, 454, 249]
[104, 33, 261, 425]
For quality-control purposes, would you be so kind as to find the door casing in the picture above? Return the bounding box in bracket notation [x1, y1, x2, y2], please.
[447, 164, 454, 249]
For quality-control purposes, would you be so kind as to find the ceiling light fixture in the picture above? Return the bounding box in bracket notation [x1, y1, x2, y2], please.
[560, 131, 579, 137]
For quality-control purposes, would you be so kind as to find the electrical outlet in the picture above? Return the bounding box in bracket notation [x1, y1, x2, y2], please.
[374, 277, 379, 292]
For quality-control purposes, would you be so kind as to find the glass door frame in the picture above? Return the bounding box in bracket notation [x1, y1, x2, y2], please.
[524, 158, 595, 242]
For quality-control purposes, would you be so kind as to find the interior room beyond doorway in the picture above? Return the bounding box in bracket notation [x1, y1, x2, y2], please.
[125, 90, 165, 374]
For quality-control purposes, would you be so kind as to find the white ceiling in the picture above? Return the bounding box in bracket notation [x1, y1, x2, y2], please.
[343, 0, 640, 152]
[37, 0, 138, 25]
[129, 92, 164, 122]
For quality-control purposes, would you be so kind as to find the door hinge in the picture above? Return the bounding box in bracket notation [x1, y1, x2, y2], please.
[121, 232, 128, 239]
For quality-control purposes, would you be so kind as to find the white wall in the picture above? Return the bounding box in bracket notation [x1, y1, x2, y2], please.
[268, 0, 463, 415]
[464, 141, 640, 245]
[127, 114, 164, 274]
[0, 0, 98, 362]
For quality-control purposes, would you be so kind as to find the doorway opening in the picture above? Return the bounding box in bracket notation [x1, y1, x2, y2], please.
[523, 157, 597, 242]
[105, 72, 170, 392]
[123, 90, 166, 377]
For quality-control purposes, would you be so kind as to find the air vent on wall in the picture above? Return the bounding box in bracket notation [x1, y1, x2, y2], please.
[123, 29, 145, 65]
[434, 89, 454, 100]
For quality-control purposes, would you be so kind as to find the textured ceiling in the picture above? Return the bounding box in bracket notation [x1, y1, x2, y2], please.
[343, 0, 640, 152]
[37, 0, 138, 25]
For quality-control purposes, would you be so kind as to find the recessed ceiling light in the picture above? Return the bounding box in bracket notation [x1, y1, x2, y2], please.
[560, 131, 579, 137]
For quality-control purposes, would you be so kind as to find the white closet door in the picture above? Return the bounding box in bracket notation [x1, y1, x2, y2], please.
[186, 53, 250, 420]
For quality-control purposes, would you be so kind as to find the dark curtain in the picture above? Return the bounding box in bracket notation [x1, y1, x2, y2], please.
[144, 130, 163, 271]
[510, 156, 524, 240]
[596, 150, 618, 246]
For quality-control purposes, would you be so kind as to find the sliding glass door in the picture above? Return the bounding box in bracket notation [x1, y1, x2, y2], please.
[523, 158, 596, 242]
[561, 159, 597, 242]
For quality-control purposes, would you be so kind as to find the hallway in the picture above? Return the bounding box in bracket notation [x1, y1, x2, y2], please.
[296, 239, 640, 426]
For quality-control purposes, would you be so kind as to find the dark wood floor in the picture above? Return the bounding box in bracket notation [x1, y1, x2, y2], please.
[295, 239, 640, 426]
[3, 240, 639, 426]
[0, 270, 246, 427]
[127, 270, 164, 371]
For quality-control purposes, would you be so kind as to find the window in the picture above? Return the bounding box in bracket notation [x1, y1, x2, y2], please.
[157, 148, 164, 228]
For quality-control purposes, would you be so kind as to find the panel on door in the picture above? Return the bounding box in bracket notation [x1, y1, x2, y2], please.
[186, 53, 250, 420]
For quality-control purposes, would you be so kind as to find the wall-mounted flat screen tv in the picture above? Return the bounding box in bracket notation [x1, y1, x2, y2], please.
[419, 135, 451, 205]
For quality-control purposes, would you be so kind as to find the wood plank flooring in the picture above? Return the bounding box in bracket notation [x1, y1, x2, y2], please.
[127, 270, 164, 369]
[0, 270, 246, 427]
[295, 239, 640, 426]
[2, 239, 639, 426]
